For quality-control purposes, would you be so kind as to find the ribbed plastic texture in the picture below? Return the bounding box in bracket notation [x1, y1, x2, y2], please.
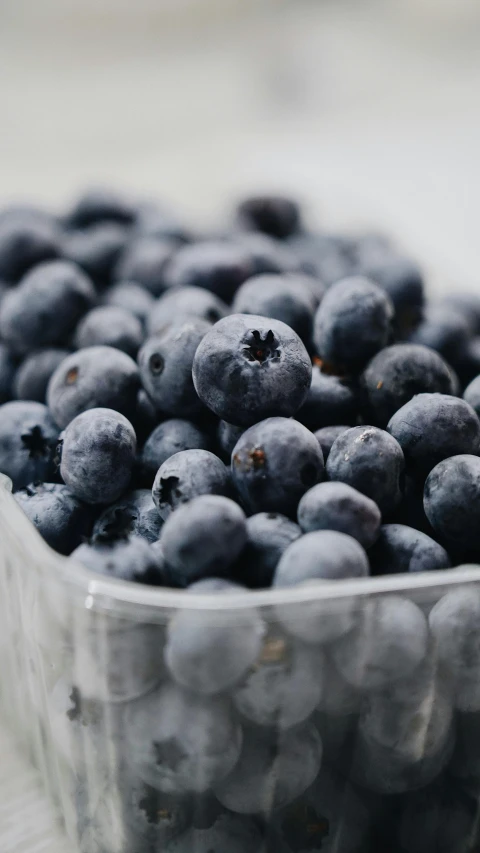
[1, 472, 480, 852]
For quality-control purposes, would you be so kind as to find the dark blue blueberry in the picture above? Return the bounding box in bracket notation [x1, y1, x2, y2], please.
[47, 345, 139, 428]
[0, 215, 61, 283]
[233, 631, 324, 729]
[193, 315, 312, 427]
[138, 319, 209, 417]
[13, 348, 70, 403]
[139, 418, 211, 487]
[0, 260, 96, 353]
[297, 481, 381, 548]
[368, 523, 450, 575]
[62, 222, 128, 288]
[74, 305, 143, 357]
[333, 595, 428, 690]
[231, 417, 324, 516]
[216, 419, 245, 463]
[390, 473, 436, 537]
[463, 373, 480, 419]
[71, 536, 165, 585]
[429, 588, 480, 712]
[92, 488, 162, 544]
[64, 187, 136, 228]
[14, 482, 93, 555]
[114, 236, 177, 296]
[0, 343, 17, 403]
[125, 682, 242, 794]
[152, 449, 231, 520]
[102, 280, 154, 325]
[234, 512, 302, 588]
[232, 273, 316, 346]
[230, 231, 303, 275]
[131, 388, 159, 446]
[236, 195, 301, 240]
[314, 277, 394, 375]
[424, 455, 480, 556]
[326, 426, 405, 515]
[452, 336, 480, 388]
[167, 814, 263, 853]
[60, 407, 136, 504]
[164, 241, 253, 303]
[313, 424, 350, 461]
[316, 653, 363, 715]
[272, 768, 371, 853]
[362, 343, 458, 428]
[160, 494, 247, 585]
[296, 366, 358, 430]
[287, 231, 356, 286]
[165, 578, 264, 695]
[410, 304, 472, 362]
[213, 721, 322, 813]
[358, 255, 424, 338]
[274, 530, 369, 586]
[148, 286, 228, 335]
[387, 393, 480, 478]
[0, 400, 59, 489]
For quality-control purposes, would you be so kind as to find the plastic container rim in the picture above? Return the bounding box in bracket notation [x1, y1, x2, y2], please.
[1, 473, 479, 614]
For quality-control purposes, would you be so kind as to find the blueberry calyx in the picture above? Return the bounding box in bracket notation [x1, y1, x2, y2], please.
[158, 475, 182, 507]
[153, 738, 186, 770]
[20, 425, 50, 459]
[149, 352, 164, 375]
[242, 329, 280, 363]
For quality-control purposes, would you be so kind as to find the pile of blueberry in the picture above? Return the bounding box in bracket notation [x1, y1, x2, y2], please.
[2, 189, 480, 851]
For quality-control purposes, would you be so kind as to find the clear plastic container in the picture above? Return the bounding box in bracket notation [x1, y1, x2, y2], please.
[1, 471, 480, 852]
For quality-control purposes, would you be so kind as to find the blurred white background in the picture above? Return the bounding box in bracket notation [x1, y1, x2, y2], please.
[0, 0, 479, 282]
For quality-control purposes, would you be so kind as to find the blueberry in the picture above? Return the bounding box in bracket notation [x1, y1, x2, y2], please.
[233, 631, 324, 729]
[313, 277, 394, 374]
[231, 417, 324, 516]
[148, 286, 228, 335]
[0, 343, 17, 403]
[440, 292, 480, 334]
[164, 241, 253, 303]
[14, 482, 93, 555]
[387, 393, 480, 478]
[463, 373, 480, 418]
[0, 400, 59, 489]
[396, 779, 477, 853]
[131, 388, 159, 446]
[0, 260, 96, 353]
[429, 587, 480, 711]
[216, 419, 245, 463]
[449, 711, 480, 796]
[298, 481, 381, 548]
[234, 512, 302, 588]
[296, 366, 358, 430]
[231, 231, 303, 275]
[138, 319, 209, 417]
[74, 305, 143, 357]
[102, 280, 154, 325]
[326, 426, 405, 515]
[424, 456, 480, 557]
[63, 222, 128, 289]
[161, 494, 247, 585]
[368, 523, 450, 575]
[0, 215, 61, 283]
[333, 596, 428, 690]
[232, 273, 316, 345]
[47, 345, 139, 428]
[316, 653, 363, 715]
[287, 232, 355, 286]
[139, 419, 211, 487]
[213, 721, 322, 814]
[236, 195, 301, 240]
[114, 236, 177, 296]
[71, 536, 165, 585]
[362, 344, 458, 428]
[193, 314, 312, 427]
[13, 348, 70, 403]
[358, 255, 424, 338]
[152, 449, 231, 520]
[165, 579, 264, 695]
[64, 187, 136, 228]
[47, 678, 116, 767]
[313, 424, 350, 461]
[273, 768, 371, 853]
[167, 814, 264, 853]
[120, 777, 193, 851]
[92, 489, 162, 544]
[125, 682, 242, 794]
[453, 336, 480, 388]
[410, 304, 472, 362]
[60, 408, 136, 504]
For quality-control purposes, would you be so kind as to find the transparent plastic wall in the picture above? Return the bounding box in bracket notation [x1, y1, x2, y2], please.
[1, 475, 480, 852]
